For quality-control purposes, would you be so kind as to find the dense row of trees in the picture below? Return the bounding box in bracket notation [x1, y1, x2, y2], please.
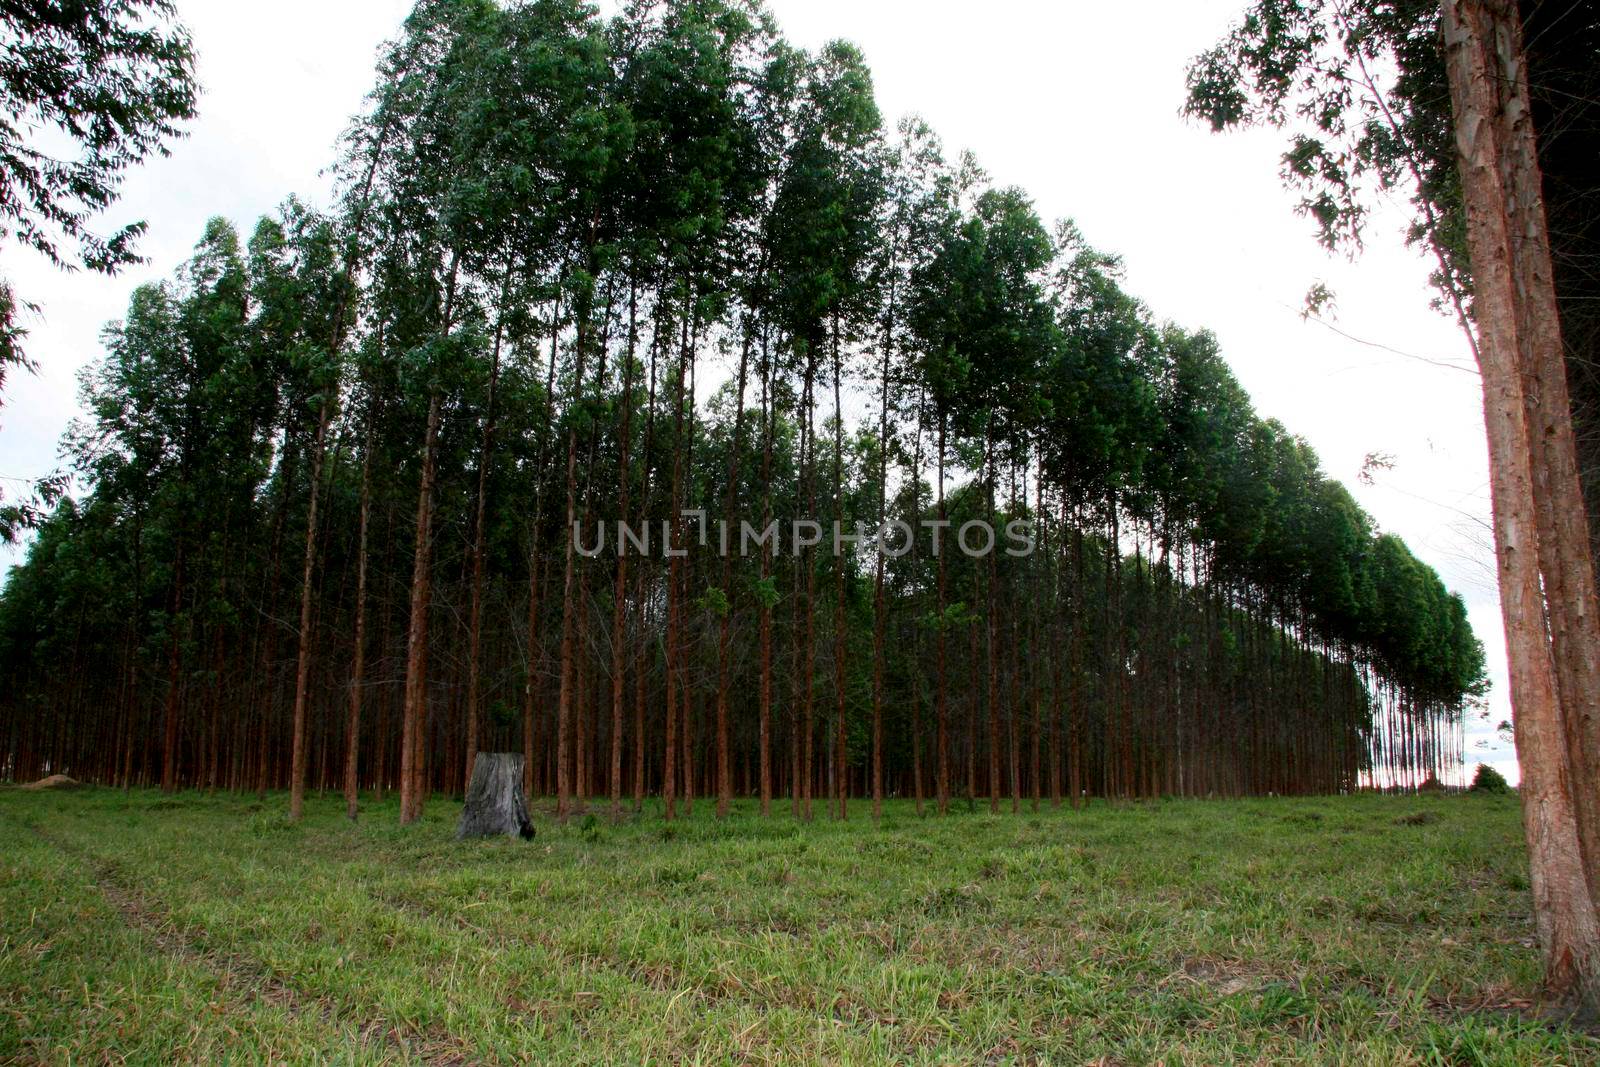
[0, 0, 1484, 821]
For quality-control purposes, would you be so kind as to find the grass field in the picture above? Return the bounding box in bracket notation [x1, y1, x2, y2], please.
[1, 787, 1594, 1065]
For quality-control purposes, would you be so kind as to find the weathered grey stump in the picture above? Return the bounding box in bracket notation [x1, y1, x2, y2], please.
[456, 753, 536, 841]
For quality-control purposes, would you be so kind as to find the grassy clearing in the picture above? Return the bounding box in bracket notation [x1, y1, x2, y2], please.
[0, 787, 1593, 1065]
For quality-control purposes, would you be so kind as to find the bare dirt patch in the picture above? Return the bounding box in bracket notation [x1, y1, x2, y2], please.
[19, 774, 81, 790]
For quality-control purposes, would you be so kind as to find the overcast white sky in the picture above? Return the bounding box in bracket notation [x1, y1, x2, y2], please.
[0, 0, 1514, 782]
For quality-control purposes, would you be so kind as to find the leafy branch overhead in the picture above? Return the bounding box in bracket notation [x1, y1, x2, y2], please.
[0, 0, 198, 274]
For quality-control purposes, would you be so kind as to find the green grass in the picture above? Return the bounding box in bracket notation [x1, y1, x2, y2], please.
[1, 787, 1593, 1065]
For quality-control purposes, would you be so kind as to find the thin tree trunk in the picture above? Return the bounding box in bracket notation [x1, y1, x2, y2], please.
[935, 413, 949, 815]
[985, 421, 1000, 814]
[556, 296, 593, 820]
[399, 386, 443, 825]
[523, 292, 564, 801]
[344, 401, 376, 821]
[715, 321, 753, 819]
[870, 309, 895, 820]
[160, 543, 185, 793]
[465, 274, 509, 793]
[289, 400, 334, 821]
[758, 326, 776, 817]
[831, 314, 848, 821]
[801, 341, 817, 820]
[664, 311, 693, 821]
[611, 280, 639, 819]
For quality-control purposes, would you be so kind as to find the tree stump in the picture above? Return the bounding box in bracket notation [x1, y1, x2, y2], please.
[456, 753, 536, 841]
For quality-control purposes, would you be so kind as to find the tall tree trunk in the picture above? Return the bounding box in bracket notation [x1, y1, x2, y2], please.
[716, 319, 753, 819]
[160, 542, 185, 793]
[1472, 0, 1600, 900]
[523, 292, 564, 801]
[611, 281, 639, 819]
[633, 318, 660, 812]
[870, 307, 895, 821]
[664, 311, 693, 821]
[985, 421, 1000, 814]
[344, 402, 375, 821]
[465, 277, 509, 793]
[289, 399, 334, 821]
[288, 90, 395, 821]
[1443, 0, 1600, 1008]
[908, 397, 927, 817]
[571, 282, 614, 808]
[399, 254, 460, 826]
[831, 315, 848, 821]
[257, 443, 296, 798]
[556, 297, 593, 820]
[935, 413, 949, 815]
[758, 327, 776, 817]
[399, 388, 443, 824]
[801, 340, 818, 820]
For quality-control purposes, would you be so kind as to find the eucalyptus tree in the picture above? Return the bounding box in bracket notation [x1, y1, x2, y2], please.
[342, 0, 527, 824]
[944, 187, 1054, 811]
[462, 0, 628, 820]
[611, 0, 768, 818]
[420, 0, 596, 797]
[764, 39, 886, 817]
[0, 0, 197, 405]
[697, 35, 803, 819]
[807, 41, 885, 819]
[65, 281, 187, 785]
[903, 163, 973, 814]
[245, 201, 350, 820]
[62, 218, 253, 792]
[864, 116, 946, 816]
[726, 37, 806, 817]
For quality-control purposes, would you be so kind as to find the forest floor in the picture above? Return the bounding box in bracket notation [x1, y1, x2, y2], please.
[1, 787, 1595, 1065]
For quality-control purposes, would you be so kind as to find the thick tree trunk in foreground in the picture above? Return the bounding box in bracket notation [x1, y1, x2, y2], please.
[1475, 0, 1600, 901]
[456, 752, 535, 841]
[1443, 0, 1600, 1010]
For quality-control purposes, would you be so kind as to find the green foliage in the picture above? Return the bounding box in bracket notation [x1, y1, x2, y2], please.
[0, 0, 198, 273]
[488, 700, 516, 730]
[1182, 0, 1465, 301]
[695, 585, 731, 617]
[1470, 763, 1509, 794]
[921, 600, 978, 633]
[750, 574, 780, 609]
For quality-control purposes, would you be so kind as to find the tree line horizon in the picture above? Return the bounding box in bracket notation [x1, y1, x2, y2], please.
[0, 0, 1487, 823]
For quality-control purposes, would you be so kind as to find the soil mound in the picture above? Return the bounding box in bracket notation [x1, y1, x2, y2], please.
[19, 774, 81, 790]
